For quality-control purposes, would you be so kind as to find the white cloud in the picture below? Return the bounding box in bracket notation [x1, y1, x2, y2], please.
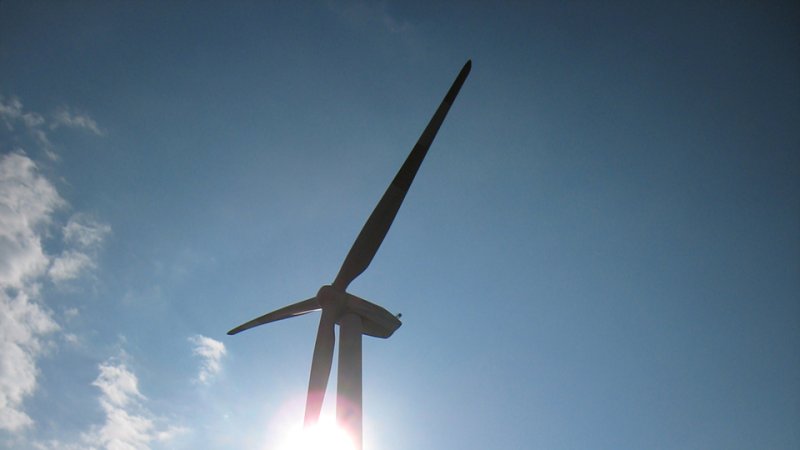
[0, 137, 108, 431]
[80, 358, 186, 450]
[48, 250, 95, 282]
[189, 335, 226, 385]
[51, 107, 103, 136]
[0, 289, 59, 432]
[0, 152, 63, 431]
[0, 153, 64, 288]
[92, 360, 144, 408]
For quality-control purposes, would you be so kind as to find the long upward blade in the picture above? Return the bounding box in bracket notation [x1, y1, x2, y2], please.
[227, 297, 320, 335]
[333, 60, 472, 291]
[304, 308, 337, 427]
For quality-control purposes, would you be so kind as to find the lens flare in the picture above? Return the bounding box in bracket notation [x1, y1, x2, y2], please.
[280, 417, 355, 450]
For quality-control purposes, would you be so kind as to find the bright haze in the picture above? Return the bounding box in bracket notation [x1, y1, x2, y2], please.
[1, 2, 798, 449]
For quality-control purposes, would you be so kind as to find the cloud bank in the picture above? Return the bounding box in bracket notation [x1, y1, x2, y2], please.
[0, 153, 64, 431]
[1, 96, 109, 432]
[2, 95, 209, 447]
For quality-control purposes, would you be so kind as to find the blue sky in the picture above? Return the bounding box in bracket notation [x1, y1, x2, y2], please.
[1, 1, 798, 449]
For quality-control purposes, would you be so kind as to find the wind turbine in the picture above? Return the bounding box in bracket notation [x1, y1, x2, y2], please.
[228, 60, 471, 449]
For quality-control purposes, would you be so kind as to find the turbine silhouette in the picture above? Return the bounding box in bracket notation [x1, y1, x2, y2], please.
[228, 60, 471, 449]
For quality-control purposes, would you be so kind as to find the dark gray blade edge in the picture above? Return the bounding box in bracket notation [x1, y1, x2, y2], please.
[304, 308, 337, 426]
[333, 60, 472, 291]
[227, 297, 320, 335]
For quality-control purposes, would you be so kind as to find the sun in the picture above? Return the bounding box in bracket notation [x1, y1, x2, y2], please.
[279, 417, 356, 450]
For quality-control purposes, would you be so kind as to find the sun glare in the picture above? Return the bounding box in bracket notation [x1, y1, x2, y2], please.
[279, 418, 355, 450]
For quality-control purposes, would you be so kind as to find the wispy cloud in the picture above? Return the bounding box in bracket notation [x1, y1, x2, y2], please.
[327, 0, 412, 34]
[63, 215, 111, 248]
[79, 357, 187, 449]
[1, 96, 55, 158]
[189, 335, 226, 385]
[49, 215, 111, 284]
[0, 96, 104, 161]
[51, 107, 104, 136]
[0, 96, 45, 131]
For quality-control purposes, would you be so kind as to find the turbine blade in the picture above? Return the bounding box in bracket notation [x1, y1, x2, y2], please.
[227, 297, 320, 335]
[333, 60, 472, 291]
[304, 308, 337, 427]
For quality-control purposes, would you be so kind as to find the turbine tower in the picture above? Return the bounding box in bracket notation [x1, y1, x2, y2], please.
[228, 60, 471, 449]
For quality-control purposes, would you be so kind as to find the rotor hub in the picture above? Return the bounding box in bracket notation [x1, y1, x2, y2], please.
[317, 285, 346, 311]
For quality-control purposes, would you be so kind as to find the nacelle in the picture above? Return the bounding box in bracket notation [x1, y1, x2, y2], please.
[341, 292, 402, 339]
